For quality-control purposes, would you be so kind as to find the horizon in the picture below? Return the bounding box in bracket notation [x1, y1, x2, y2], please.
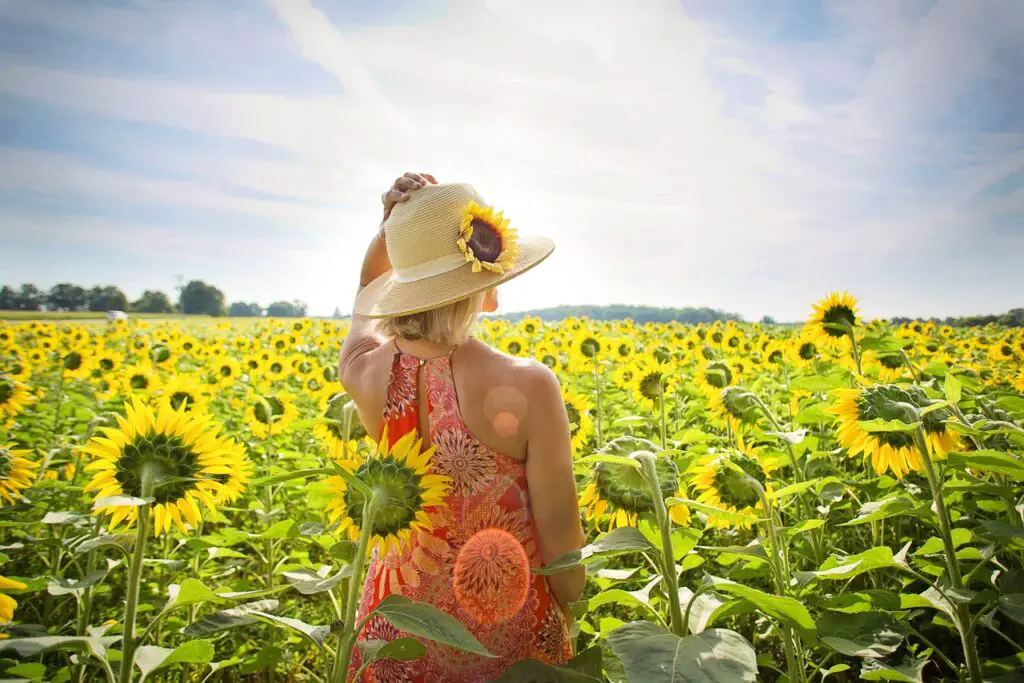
[1, 0, 1022, 321]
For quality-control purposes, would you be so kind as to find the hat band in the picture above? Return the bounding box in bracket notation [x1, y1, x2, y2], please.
[392, 253, 468, 283]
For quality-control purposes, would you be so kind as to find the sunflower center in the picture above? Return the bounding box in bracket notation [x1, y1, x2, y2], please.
[579, 338, 600, 358]
[508, 341, 522, 355]
[876, 354, 902, 370]
[169, 391, 196, 411]
[639, 372, 664, 400]
[798, 342, 817, 360]
[0, 379, 12, 405]
[99, 358, 115, 371]
[768, 350, 784, 365]
[130, 374, 150, 390]
[219, 365, 233, 377]
[821, 305, 856, 338]
[253, 397, 285, 425]
[270, 362, 283, 374]
[63, 351, 82, 371]
[468, 219, 503, 263]
[540, 354, 557, 368]
[114, 433, 200, 504]
[594, 455, 678, 515]
[151, 344, 171, 363]
[344, 457, 424, 537]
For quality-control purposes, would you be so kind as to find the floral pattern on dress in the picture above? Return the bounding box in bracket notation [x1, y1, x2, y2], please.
[353, 347, 571, 682]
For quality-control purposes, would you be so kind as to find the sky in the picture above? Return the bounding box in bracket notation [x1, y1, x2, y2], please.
[0, 0, 1022, 321]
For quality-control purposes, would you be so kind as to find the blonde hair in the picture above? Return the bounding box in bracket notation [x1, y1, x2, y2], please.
[377, 291, 485, 346]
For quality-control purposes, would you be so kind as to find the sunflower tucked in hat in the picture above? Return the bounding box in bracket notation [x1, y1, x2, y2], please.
[354, 183, 554, 318]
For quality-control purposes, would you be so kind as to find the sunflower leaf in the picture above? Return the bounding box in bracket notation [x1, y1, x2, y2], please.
[608, 621, 757, 683]
[92, 495, 152, 510]
[946, 450, 1024, 482]
[134, 640, 215, 682]
[250, 613, 330, 653]
[578, 454, 642, 470]
[534, 526, 655, 575]
[666, 499, 765, 526]
[702, 576, 817, 642]
[856, 419, 921, 434]
[371, 594, 493, 657]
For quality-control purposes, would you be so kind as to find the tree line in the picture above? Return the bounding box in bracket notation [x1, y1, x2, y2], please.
[500, 304, 744, 324]
[0, 281, 310, 318]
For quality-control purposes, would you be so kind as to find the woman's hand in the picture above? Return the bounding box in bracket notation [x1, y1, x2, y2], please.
[381, 171, 438, 222]
[360, 172, 438, 288]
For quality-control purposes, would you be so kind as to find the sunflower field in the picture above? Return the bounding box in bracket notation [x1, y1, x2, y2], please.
[1, 293, 1024, 683]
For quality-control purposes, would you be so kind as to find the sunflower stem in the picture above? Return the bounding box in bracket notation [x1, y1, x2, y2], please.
[332, 494, 378, 683]
[898, 349, 921, 383]
[73, 516, 102, 683]
[912, 426, 982, 683]
[593, 365, 604, 448]
[658, 390, 667, 450]
[637, 454, 685, 636]
[748, 393, 804, 481]
[756, 483, 802, 683]
[118, 468, 155, 683]
[846, 327, 862, 376]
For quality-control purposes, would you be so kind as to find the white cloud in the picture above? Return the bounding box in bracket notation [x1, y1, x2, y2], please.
[0, 0, 1020, 319]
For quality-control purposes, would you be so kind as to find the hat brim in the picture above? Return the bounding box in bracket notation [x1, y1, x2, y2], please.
[354, 235, 554, 318]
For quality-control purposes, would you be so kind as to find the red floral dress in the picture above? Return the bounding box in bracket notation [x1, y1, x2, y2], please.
[352, 347, 571, 681]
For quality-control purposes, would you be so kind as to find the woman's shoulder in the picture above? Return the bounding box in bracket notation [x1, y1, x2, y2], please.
[466, 339, 561, 395]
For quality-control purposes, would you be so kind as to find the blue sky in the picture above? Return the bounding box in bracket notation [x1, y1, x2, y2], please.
[0, 0, 1021, 320]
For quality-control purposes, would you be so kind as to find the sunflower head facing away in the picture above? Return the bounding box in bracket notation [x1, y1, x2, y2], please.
[807, 291, 860, 349]
[0, 444, 38, 506]
[830, 384, 935, 478]
[709, 386, 762, 435]
[83, 398, 249, 536]
[690, 450, 767, 530]
[579, 435, 689, 530]
[324, 428, 450, 556]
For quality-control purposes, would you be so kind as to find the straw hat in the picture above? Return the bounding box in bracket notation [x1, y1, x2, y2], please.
[354, 183, 554, 318]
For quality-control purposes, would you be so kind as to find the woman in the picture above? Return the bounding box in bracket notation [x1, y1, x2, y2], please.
[338, 172, 586, 681]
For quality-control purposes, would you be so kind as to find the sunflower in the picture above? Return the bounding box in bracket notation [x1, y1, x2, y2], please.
[82, 398, 249, 536]
[502, 335, 529, 357]
[562, 385, 595, 456]
[988, 340, 1017, 365]
[244, 389, 298, 438]
[261, 353, 289, 382]
[695, 360, 734, 397]
[157, 373, 210, 414]
[2, 350, 31, 382]
[630, 354, 677, 412]
[519, 316, 542, 338]
[323, 428, 450, 555]
[212, 357, 242, 387]
[605, 337, 636, 363]
[121, 362, 162, 397]
[788, 336, 820, 367]
[0, 445, 38, 505]
[0, 375, 34, 428]
[0, 575, 27, 635]
[532, 342, 560, 369]
[806, 291, 859, 350]
[570, 329, 605, 371]
[314, 391, 366, 461]
[690, 450, 767, 530]
[578, 436, 689, 530]
[709, 386, 762, 435]
[457, 200, 519, 274]
[861, 351, 906, 382]
[829, 384, 957, 478]
[762, 342, 786, 368]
